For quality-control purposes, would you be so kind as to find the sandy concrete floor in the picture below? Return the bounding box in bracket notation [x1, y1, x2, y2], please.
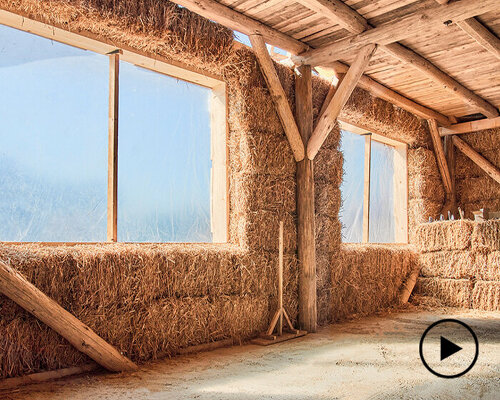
[3, 309, 499, 400]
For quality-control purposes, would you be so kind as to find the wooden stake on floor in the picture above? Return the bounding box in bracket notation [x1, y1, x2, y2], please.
[252, 222, 307, 346]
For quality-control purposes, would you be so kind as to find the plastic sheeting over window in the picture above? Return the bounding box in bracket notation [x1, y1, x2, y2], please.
[339, 130, 365, 242]
[339, 128, 397, 243]
[0, 25, 108, 241]
[369, 141, 395, 243]
[118, 62, 212, 242]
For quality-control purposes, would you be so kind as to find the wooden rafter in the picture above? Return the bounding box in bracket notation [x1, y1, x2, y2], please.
[381, 43, 499, 118]
[439, 116, 500, 136]
[452, 136, 500, 184]
[0, 261, 138, 372]
[249, 34, 305, 161]
[295, 0, 499, 65]
[295, 0, 499, 118]
[170, 0, 308, 54]
[308, 44, 377, 160]
[428, 119, 454, 198]
[456, 18, 500, 61]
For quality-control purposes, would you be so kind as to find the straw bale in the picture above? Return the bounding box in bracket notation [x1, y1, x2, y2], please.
[460, 128, 500, 153]
[456, 149, 500, 178]
[471, 220, 500, 251]
[314, 148, 343, 186]
[233, 210, 297, 253]
[340, 88, 431, 148]
[232, 130, 296, 176]
[407, 148, 440, 178]
[408, 199, 443, 227]
[471, 281, 500, 311]
[330, 244, 417, 321]
[473, 250, 500, 281]
[316, 216, 342, 253]
[415, 278, 472, 308]
[317, 286, 333, 326]
[418, 250, 475, 279]
[409, 174, 444, 202]
[413, 220, 474, 252]
[0, 0, 234, 76]
[457, 176, 500, 204]
[311, 75, 331, 122]
[232, 173, 296, 214]
[315, 184, 341, 219]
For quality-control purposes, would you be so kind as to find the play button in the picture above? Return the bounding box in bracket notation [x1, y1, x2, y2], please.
[440, 336, 462, 361]
[419, 319, 478, 378]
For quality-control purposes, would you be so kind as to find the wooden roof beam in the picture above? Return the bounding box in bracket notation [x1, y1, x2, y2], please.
[249, 34, 305, 161]
[294, 0, 499, 118]
[295, 0, 499, 65]
[332, 61, 452, 126]
[308, 44, 377, 159]
[439, 116, 500, 136]
[170, 0, 308, 54]
[452, 136, 500, 184]
[457, 18, 500, 60]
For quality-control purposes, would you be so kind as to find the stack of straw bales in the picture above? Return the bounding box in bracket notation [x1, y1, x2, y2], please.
[414, 220, 500, 310]
[455, 128, 500, 218]
[329, 244, 419, 321]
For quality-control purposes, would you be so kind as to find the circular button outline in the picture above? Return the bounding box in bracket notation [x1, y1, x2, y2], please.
[419, 318, 479, 379]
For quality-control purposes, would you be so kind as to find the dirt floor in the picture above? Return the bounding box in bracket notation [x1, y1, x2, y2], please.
[2, 307, 499, 400]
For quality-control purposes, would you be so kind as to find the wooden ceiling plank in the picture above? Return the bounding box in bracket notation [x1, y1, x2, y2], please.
[308, 44, 377, 160]
[170, 0, 308, 54]
[295, 0, 499, 65]
[249, 34, 305, 161]
[456, 18, 500, 60]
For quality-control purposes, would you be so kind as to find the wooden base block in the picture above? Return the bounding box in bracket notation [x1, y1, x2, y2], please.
[251, 330, 307, 346]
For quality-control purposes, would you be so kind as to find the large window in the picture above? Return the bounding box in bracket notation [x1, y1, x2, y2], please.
[339, 121, 408, 243]
[0, 21, 227, 243]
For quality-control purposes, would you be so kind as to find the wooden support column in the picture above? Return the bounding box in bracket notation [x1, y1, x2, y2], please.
[428, 119, 454, 204]
[444, 135, 456, 204]
[362, 134, 371, 243]
[0, 261, 137, 372]
[452, 136, 500, 184]
[295, 64, 317, 333]
[107, 52, 119, 242]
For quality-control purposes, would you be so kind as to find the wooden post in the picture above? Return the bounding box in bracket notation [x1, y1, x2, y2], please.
[278, 221, 284, 336]
[427, 119, 453, 200]
[107, 53, 119, 242]
[0, 261, 137, 372]
[452, 136, 500, 184]
[362, 134, 371, 243]
[296, 64, 317, 332]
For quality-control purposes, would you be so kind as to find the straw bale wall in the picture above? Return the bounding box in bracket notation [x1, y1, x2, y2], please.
[0, 0, 447, 379]
[455, 128, 500, 219]
[414, 220, 500, 311]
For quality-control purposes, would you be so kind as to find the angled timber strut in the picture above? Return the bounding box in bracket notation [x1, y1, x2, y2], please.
[0, 261, 138, 373]
[428, 119, 454, 205]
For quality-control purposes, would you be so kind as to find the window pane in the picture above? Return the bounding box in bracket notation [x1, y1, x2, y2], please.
[118, 62, 212, 242]
[339, 130, 365, 243]
[0, 26, 108, 241]
[369, 141, 395, 243]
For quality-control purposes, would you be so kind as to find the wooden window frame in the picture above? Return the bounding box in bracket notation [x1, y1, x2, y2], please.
[339, 120, 408, 244]
[0, 11, 228, 244]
